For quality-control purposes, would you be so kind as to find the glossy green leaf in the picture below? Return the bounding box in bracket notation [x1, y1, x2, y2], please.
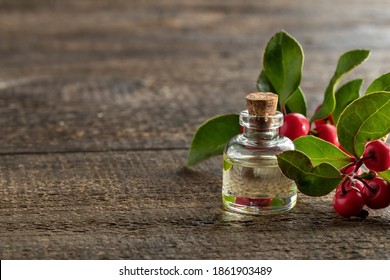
[365, 72, 390, 94]
[379, 170, 390, 183]
[257, 71, 306, 116]
[256, 70, 275, 92]
[284, 87, 307, 116]
[294, 136, 351, 169]
[186, 114, 240, 167]
[337, 91, 390, 157]
[263, 31, 304, 107]
[311, 50, 370, 123]
[257, 70, 285, 113]
[333, 79, 363, 124]
[277, 150, 342, 196]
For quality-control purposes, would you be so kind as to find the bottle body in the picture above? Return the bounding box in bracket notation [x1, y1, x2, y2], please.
[222, 110, 297, 215]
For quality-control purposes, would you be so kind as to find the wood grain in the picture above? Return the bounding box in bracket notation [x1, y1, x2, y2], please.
[0, 79, 249, 153]
[1, 151, 390, 259]
[1, 0, 390, 260]
[1, 0, 389, 154]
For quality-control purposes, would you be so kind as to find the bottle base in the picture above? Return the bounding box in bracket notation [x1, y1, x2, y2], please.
[222, 193, 297, 215]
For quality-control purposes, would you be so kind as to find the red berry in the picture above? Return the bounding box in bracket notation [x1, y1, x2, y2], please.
[279, 113, 310, 140]
[362, 140, 390, 172]
[333, 186, 365, 217]
[314, 124, 340, 147]
[362, 178, 390, 209]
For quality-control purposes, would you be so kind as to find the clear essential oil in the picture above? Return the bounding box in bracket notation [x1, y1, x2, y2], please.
[222, 92, 297, 215]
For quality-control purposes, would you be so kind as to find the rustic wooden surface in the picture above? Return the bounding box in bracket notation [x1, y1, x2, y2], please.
[1, 0, 390, 259]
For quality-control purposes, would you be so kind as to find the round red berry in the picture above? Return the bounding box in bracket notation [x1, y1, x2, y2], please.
[362, 178, 390, 209]
[279, 113, 310, 140]
[333, 186, 365, 217]
[314, 124, 340, 147]
[362, 140, 390, 172]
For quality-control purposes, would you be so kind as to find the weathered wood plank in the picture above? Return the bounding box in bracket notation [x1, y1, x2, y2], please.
[1, 150, 389, 259]
[1, 0, 390, 154]
[1, 0, 389, 81]
[0, 79, 251, 153]
[1, 0, 390, 261]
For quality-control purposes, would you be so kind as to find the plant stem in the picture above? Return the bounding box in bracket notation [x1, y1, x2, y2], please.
[340, 176, 351, 195]
[360, 154, 374, 161]
[353, 155, 368, 173]
[356, 177, 376, 193]
[340, 161, 356, 174]
[281, 104, 287, 116]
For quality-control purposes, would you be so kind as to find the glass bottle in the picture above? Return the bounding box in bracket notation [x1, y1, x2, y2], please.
[222, 92, 297, 215]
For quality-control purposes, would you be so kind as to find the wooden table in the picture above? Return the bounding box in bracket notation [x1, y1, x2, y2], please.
[1, 0, 390, 259]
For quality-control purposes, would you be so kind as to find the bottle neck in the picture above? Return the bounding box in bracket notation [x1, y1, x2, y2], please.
[239, 110, 283, 140]
[242, 127, 279, 140]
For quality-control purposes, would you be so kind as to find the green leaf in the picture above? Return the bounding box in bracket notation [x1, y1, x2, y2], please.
[379, 170, 390, 183]
[333, 79, 363, 124]
[256, 70, 275, 92]
[258, 32, 306, 115]
[337, 91, 390, 157]
[365, 72, 390, 94]
[284, 87, 307, 116]
[186, 114, 240, 167]
[263, 31, 304, 107]
[311, 50, 370, 123]
[294, 136, 351, 169]
[277, 150, 342, 196]
[257, 71, 307, 116]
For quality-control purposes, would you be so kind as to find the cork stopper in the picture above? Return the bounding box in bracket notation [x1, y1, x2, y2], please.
[246, 92, 278, 116]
